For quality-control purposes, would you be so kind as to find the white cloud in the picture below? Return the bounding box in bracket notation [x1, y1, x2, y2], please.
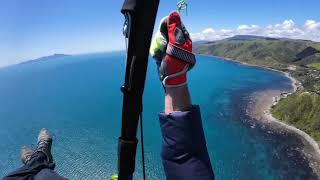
[202, 28, 215, 34]
[305, 20, 320, 30]
[281, 20, 295, 29]
[191, 19, 320, 42]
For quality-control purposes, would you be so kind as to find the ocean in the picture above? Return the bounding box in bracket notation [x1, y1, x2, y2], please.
[0, 52, 316, 179]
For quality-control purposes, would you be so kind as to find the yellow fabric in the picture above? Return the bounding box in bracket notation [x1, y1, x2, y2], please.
[150, 31, 166, 56]
[110, 174, 118, 180]
[150, 16, 168, 59]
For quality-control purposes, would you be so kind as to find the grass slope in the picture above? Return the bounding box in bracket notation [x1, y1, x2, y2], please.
[309, 63, 320, 69]
[271, 92, 320, 144]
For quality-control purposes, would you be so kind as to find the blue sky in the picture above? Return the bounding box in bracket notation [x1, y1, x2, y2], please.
[0, 0, 319, 66]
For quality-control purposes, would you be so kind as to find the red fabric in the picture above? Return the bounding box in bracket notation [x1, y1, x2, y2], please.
[165, 12, 193, 86]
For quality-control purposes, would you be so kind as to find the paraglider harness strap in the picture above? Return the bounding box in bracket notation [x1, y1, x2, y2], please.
[118, 0, 159, 179]
[120, 11, 144, 179]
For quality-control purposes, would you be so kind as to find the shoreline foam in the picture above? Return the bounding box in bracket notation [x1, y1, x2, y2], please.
[198, 54, 320, 176]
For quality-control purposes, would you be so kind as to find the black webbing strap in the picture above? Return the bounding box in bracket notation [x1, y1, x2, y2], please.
[118, 0, 160, 179]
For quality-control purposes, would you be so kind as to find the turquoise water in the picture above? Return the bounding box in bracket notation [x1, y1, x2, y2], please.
[0, 52, 316, 179]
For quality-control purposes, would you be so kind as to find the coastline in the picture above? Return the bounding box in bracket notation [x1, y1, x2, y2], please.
[249, 90, 320, 176]
[197, 53, 320, 176]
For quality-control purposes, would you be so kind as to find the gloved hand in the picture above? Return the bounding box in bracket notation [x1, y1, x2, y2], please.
[150, 12, 196, 87]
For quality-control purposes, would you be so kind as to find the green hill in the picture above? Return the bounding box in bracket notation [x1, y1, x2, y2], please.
[271, 92, 320, 144]
[194, 35, 320, 145]
[194, 35, 320, 68]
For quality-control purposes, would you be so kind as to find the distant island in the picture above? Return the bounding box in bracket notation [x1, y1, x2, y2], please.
[19, 54, 71, 65]
[194, 35, 320, 145]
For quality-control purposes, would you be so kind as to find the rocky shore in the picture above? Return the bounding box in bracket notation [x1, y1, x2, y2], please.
[248, 89, 320, 177]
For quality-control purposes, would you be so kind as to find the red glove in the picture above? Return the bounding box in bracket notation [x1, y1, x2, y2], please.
[163, 11, 195, 87]
[151, 12, 196, 87]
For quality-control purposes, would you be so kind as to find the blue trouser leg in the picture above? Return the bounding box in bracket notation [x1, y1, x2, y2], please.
[3, 152, 66, 180]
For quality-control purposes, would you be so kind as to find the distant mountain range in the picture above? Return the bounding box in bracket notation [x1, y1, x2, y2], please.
[225, 35, 281, 41]
[20, 54, 71, 65]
